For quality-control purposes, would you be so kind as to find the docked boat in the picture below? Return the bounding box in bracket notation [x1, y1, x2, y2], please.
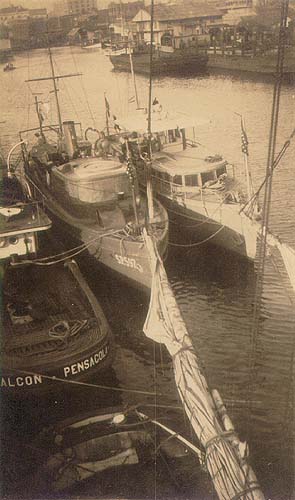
[20, 122, 168, 290]
[0, 175, 51, 261]
[109, 46, 208, 76]
[0, 175, 113, 394]
[118, 110, 260, 260]
[81, 42, 102, 51]
[17, 43, 169, 291]
[1, 258, 113, 394]
[29, 407, 205, 497]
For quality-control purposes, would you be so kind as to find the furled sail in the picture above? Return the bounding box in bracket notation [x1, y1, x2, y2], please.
[143, 230, 265, 500]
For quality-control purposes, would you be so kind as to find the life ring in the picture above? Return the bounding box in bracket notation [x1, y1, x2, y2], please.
[84, 127, 100, 142]
[49, 320, 70, 339]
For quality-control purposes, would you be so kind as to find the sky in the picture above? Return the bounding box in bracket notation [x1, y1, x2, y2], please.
[0, 0, 109, 8]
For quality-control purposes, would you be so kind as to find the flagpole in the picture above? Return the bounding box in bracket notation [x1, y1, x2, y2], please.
[241, 116, 252, 202]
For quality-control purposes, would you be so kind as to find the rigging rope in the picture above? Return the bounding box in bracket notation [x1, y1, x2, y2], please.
[240, 123, 295, 216]
[10, 228, 124, 267]
[69, 45, 96, 127]
[251, 0, 289, 354]
[6, 367, 158, 396]
[246, 0, 290, 471]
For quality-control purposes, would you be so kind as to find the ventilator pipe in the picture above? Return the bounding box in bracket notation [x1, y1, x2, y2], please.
[7, 140, 27, 178]
[63, 121, 79, 160]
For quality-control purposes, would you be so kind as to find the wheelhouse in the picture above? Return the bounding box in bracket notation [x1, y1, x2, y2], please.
[150, 151, 229, 197]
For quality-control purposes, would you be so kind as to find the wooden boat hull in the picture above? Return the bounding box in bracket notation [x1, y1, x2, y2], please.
[1, 260, 114, 394]
[109, 51, 208, 76]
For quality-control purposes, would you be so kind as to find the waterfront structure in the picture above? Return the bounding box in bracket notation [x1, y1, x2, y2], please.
[0, 38, 12, 63]
[66, 0, 98, 16]
[131, 2, 223, 48]
[0, 6, 47, 25]
[0, 6, 29, 25]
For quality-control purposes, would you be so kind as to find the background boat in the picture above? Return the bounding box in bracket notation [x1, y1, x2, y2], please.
[110, 46, 208, 76]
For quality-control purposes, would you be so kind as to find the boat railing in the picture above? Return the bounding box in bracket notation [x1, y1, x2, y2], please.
[25, 173, 48, 204]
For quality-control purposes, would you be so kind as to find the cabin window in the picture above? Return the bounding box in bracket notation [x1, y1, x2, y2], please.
[201, 171, 216, 185]
[173, 175, 182, 186]
[185, 174, 198, 187]
[216, 165, 227, 177]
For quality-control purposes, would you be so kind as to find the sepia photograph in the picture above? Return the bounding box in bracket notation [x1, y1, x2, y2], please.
[0, 0, 294, 498]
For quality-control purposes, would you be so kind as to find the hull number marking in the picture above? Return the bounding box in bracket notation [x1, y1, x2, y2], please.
[115, 254, 143, 273]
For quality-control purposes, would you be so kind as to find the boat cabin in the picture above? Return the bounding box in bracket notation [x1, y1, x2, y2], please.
[150, 149, 229, 197]
[117, 111, 233, 196]
[0, 177, 51, 260]
[50, 157, 133, 227]
[52, 157, 130, 204]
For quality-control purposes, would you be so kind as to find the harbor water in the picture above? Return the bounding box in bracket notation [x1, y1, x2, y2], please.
[1, 47, 295, 499]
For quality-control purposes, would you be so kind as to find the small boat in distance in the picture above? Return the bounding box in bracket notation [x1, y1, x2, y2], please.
[3, 62, 16, 72]
[118, 109, 260, 260]
[81, 42, 102, 51]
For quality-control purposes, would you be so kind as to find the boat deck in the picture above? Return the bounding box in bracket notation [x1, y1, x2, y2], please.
[0, 203, 51, 237]
[2, 262, 106, 370]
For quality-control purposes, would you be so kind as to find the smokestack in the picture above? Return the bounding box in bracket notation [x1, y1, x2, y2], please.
[63, 121, 79, 159]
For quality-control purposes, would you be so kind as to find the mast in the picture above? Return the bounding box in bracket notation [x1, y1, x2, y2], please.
[146, 0, 155, 221]
[48, 44, 63, 135]
[26, 19, 81, 137]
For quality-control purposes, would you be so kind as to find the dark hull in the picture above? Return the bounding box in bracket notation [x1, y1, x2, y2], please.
[30, 407, 205, 498]
[110, 51, 208, 76]
[207, 52, 295, 81]
[26, 176, 168, 291]
[1, 260, 113, 395]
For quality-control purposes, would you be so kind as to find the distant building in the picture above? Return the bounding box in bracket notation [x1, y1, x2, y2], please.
[0, 5, 47, 26]
[28, 8, 47, 19]
[132, 2, 223, 48]
[9, 18, 30, 50]
[224, 0, 252, 8]
[0, 38, 12, 62]
[108, 1, 144, 23]
[0, 6, 29, 25]
[65, 0, 98, 16]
